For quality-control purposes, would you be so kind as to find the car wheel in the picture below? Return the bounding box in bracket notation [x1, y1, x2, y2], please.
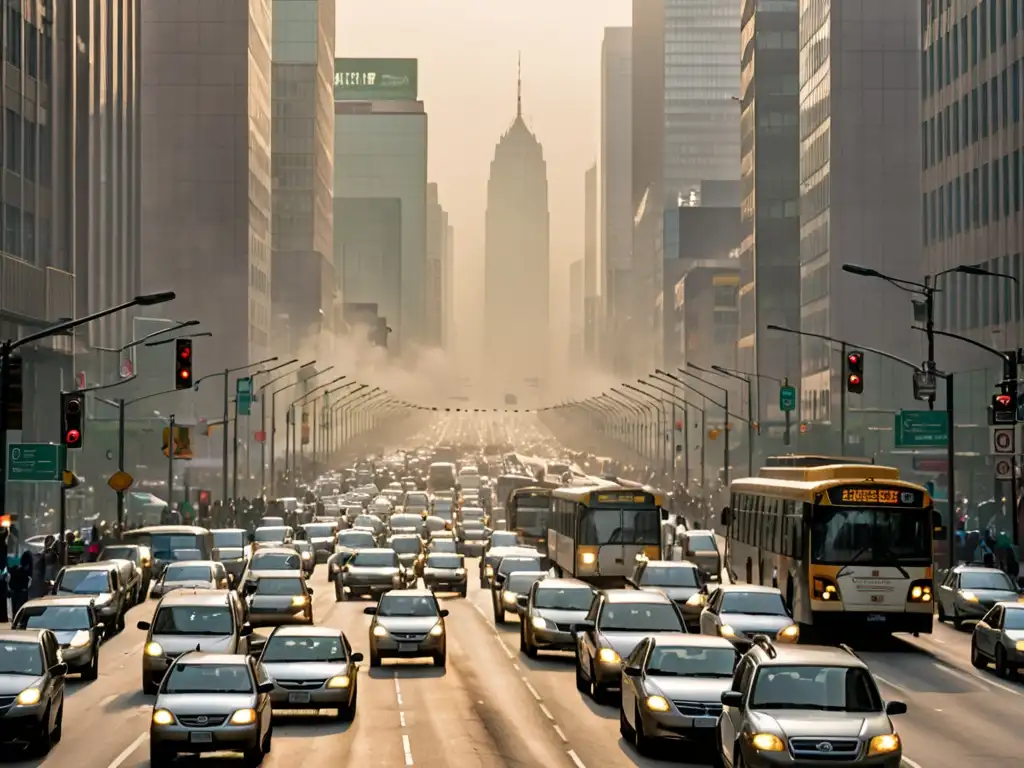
[31, 706, 52, 756]
[459, 586, 467, 598]
[243, 741, 264, 766]
[337, 685, 357, 721]
[82, 648, 99, 681]
[433, 651, 446, 667]
[971, 638, 987, 669]
[116, 611, 126, 632]
[143, 678, 160, 695]
[575, 656, 588, 692]
[262, 724, 273, 754]
[952, 609, 963, 630]
[149, 745, 175, 767]
[589, 663, 606, 702]
[937, 601, 947, 622]
[619, 705, 634, 740]
[52, 703, 63, 743]
[996, 645, 1009, 677]
[370, 650, 381, 668]
[634, 704, 652, 755]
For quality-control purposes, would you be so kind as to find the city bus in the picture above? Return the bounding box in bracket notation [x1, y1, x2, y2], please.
[494, 474, 538, 517]
[548, 485, 664, 587]
[723, 460, 946, 638]
[507, 484, 558, 555]
[121, 525, 214, 577]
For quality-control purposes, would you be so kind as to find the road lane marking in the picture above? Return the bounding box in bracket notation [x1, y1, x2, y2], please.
[874, 675, 909, 694]
[513, 663, 520, 671]
[100, 693, 119, 707]
[402, 733, 414, 765]
[553, 725, 568, 742]
[394, 678, 402, 694]
[567, 749, 586, 768]
[902, 757, 925, 768]
[539, 704, 554, 720]
[400, 711, 406, 727]
[523, 679, 542, 701]
[107, 732, 148, 768]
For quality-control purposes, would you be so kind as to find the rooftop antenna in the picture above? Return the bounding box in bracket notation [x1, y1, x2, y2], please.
[517, 51, 522, 118]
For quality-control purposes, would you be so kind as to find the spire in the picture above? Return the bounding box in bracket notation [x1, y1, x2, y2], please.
[516, 51, 522, 118]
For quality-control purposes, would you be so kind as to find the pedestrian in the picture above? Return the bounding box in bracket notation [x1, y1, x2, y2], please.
[8, 551, 31, 618]
[87, 525, 101, 561]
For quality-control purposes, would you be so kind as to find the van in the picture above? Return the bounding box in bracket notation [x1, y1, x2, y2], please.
[428, 462, 457, 492]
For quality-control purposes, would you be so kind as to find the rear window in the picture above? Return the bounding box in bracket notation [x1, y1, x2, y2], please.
[498, 557, 542, 575]
[163, 663, 253, 694]
[255, 527, 290, 542]
[490, 532, 518, 547]
[252, 552, 301, 570]
[426, 554, 463, 569]
[389, 537, 421, 554]
[99, 547, 137, 562]
[351, 551, 398, 568]
[212, 531, 246, 548]
[686, 534, 718, 553]
[255, 578, 304, 596]
[338, 531, 376, 548]
[153, 606, 234, 635]
[505, 572, 544, 592]
[640, 566, 699, 588]
[164, 565, 213, 582]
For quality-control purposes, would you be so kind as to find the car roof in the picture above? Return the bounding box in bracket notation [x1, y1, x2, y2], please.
[63, 562, 118, 572]
[381, 588, 436, 599]
[716, 584, 781, 594]
[388, 533, 420, 539]
[754, 643, 866, 668]
[683, 529, 716, 536]
[650, 633, 734, 649]
[505, 571, 548, 581]
[213, 528, 247, 534]
[158, 590, 236, 607]
[426, 550, 463, 557]
[602, 589, 672, 604]
[249, 570, 304, 579]
[175, 652, 250, 666]
[21, 595, 96, 609]
[165, 560, 215, 569]
[0, 629, 47, 644]
[255, 525, 291, 531]
[955, 565, 1008, 574]
[271, 625, 344, 639]
[536, 578, 592, 590]
[995, 600, 1024, 609]
[354, 548, 396, 555]
[642, 559, 699, 569]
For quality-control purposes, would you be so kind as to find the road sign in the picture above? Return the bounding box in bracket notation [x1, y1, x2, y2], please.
[254, 430, 266, 444]
[894, 410, 949, 448]
[107, 470, 134, 492]
[120, 358, 134, 378]
[995, 457, 1015, 480]
[991, 425, 1016, 454]
[236, 377, 253, 416]
[779, 385, 797, 413]
[7, 443, 65, 482]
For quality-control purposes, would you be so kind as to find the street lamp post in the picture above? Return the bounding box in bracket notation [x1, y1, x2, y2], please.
[289, 375, 346, 484]
[326, 385, 369, 462]
[635, 379, 702, 492]
[693, 363, 754, 476]
[275, 366, 334, 496]
[244, 358, 299, 495]
[258, 360, 314, 495]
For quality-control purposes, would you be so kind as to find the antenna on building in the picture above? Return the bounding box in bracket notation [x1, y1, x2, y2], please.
[517, 51, 522, 118]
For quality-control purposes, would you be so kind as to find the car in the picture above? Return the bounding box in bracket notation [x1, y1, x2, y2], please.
[0, 629, 67, 754]
[98, 543, 152, 602]
[388, 534, 426, 575]
[365, 589, 449, 667]
[487, 531, 519, 550]
[574, 589, 687, 701]
[429, 539, 458, 554]
[518, 578, 595, 658]
[138, 590, 253, 694]
[336, 548, 414, 601]
[718, 638, 906, 768]
[495, 571, 547, 625]
[293, 540, 316, 577]
[619, 634, 738, 754]
[258, 626, 361, 719]
[326, 529, 379, 581]
[388, 513, 426, 537]
[149, 652, 273, 766]
[252, 525, 294, 550]
[937, 564, 1021, 628]
[238, 547, 304, 591]
[211, 529, 251, 583]
[698, 585, 800, 649]
[51, 562, 130, 638]
[456, 520, 490, 556]
[971, 601, 1024, 675]
[422, 552, 468, 596]
[260, 516, 286, 527]
[12, 597, 105, 680]
[628, 559, 707, 630]
[351, 514, 386, 539]
[150, 561, 228, 599]
[422, 515, 450, 540]
[678, 530, 722, 582]
[299, 522, 340, 563]
[479, 544, 536, 589]
[490, 554, 545, 622]
[459, 505, 487, 524]
[243, 572, 314, 627]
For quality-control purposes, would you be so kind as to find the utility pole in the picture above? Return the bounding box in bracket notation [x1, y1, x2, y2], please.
[167, 413, 176, 509]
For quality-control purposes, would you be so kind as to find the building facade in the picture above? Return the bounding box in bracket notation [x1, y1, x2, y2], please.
[271, 0, 336, 350]
[737, 0, 801, 430]
[333, 58, 427, 353]
[569, 258, 584, 366]
[140, 0, 273, 369]
[600, 26, 633, 376]
[443, 222, 454, 351]
[583, 163, 599, 365]
[425, 181, 449, 348]
[798, 0, 922, 425]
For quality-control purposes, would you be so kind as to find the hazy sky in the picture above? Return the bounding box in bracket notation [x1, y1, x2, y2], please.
[336, 1, 631, 359]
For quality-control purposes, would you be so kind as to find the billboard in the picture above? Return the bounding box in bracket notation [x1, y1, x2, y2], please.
[334, 58, 418, 101]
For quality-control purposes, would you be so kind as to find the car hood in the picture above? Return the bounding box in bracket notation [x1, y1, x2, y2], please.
[377, 616, 441, 633]
[642, 586, 700, 602]
[153, 634, 238, 655]
[262, 661, 351, 681]
[647, 675, 731, 701]
[720, 613, 793, 636]
[535, 608, 589, 624]
[963, 589, 1019, 604]
[596, 631, 657, 657]
[0, 673, 43, 696]
[754, 710, 891, 739]
[156, 692, 256, 715]
[349, 566, 399, 576]
[52, 630, 83, 646]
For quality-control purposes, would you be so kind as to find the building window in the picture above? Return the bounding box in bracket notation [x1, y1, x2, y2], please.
[40, 122, 50, 185]
[993, 160, 1001, 221]
[3, 205, 20, 257]
[982, 163, 990, 224]
[952, 24, 960, 75]
[992, 0, 1000, 49]
[23, 121, 34, 181]
[971, 88, 979, 142]
[1015, 149, 1022, 212]
[972, 168, 981, 226]
[981, 81, 990, 137]
[25, 20, 36, 79]
[5, 110, 20, 174]
[22, 212, 34, 262]
[955, 176, 962, 232]
[1004, 154, 1011, 217]
[6, 7, 21, 67]
[1013, 0, 1020, 36]
[936, 118, 943, 162]
[952, 101, 961, 152]
[1013, 61, 1020, 123]
[981, 1, 989, 58]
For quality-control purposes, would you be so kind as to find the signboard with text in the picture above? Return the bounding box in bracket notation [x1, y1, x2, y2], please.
[333, 58, 418, 101]
[824, 486, 925, 507]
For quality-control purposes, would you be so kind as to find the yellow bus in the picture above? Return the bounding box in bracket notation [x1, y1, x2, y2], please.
[723, 461, 945, 637]
[548, 485, 664, 587]
[507, 485, 558, 555]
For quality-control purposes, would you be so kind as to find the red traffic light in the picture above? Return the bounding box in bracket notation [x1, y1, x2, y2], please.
[179, 346, 191, 359]
[848, 374, 861, 385]
[65, 429, 81, 445]
[178, 369, 191, 380]
[995, 394, 1013, 407]
[848, 354, 860, 365]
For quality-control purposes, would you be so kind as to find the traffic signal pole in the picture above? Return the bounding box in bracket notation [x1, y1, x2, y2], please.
[168, 413, 176, 509]
[840, 342, 847, 452]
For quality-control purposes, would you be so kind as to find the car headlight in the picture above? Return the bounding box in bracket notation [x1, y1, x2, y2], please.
[373, 625, 389, 637]
[485, 565, 494, 576]
[144, 641, 164, 657]
[16, 688, 41, 706]
[597, 648, 621, 664]
[326, 675, 350, 688]
[686, 592, 705, 606]
[503, 591, 518, 604]
[152, 709, 174, 725]
[750, 733, 785, 751]
[229, 708, 257, 725]
[429, 622, 445, 637]
[454, 568, 465, 575]
[777, 624, 800, 642]
[719, 624, 736, 637]
[291, 595, 308, 606]
[960, 591, 979, 602]
[302, 551, 312, 560]
[868, 733, 900, 755]
[1016, 640, 1024, 652]
[531, 616, 549, 630]
[69, 630, 92, 648]
[645, 695, 670, 712]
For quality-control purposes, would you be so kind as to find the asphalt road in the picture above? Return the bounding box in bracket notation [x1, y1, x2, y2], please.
[8, 557, 1023, 768]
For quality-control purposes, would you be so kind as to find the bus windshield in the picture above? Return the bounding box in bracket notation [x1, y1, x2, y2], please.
[513, 499, 550, 537]
[579, 508, 660, 546]
[810, 507, 931, 565]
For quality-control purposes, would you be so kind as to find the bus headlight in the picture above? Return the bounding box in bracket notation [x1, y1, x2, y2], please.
[813, 577, 840, 601]
[907, 581, 932, 602]
[580, 552, 596, 565]
[867, 734, 900, 756]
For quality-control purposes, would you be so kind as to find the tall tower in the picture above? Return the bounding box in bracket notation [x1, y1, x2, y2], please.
[483, 57, 551, 395]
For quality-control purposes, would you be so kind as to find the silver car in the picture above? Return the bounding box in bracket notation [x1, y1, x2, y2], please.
[12, 597, 104, 680]
[937, 565, 1021, 628]
[259, 626, 361, 719]
[299, 522, 339, 563]
[619, 634, 738, 754]
[238, 547, 304, 592]
[497, 571, 547, 624]
[244, 572, 314, 627]
[698, 585, 800, 649]
[149, 652, 273, 765]
[150, 561, 227, 599]
[337, 548, 413, 601]
[629, 559, 707, 630]
[679, 530, 722, 582]
[519, 578, 595, 657]
[211, 529, 250, 583]
[252, 525, 294, 550]
[422, 552, 468, 596]
[388, 534, 425, 575]
[971, 601, 1024, 676]
[367, 589, 449, 667]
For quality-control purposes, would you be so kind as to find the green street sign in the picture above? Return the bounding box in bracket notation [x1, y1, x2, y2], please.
[8, 443, 65, 482]
[894, 409, 949, 448]
[236, 377, 253, 416]
[779, 385, 797, 413]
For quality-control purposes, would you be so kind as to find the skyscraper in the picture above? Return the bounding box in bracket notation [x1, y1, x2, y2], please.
[569, 259, 585, 366]
[426, 182, 450, 348]
[583, 164, 599, 365]
[483, 59, 550, 391]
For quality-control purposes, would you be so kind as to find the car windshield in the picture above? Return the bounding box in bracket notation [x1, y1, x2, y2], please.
[424, 517, 446, 531]
[431, 540, 457, 553]
[1003, 608, 1024, 629]
[389, 538, 421, 554]
[0, 642, 43, 675]
[750, 665, 882, 712]
[535, 588, 594, 611]
[720, 592, 789, 616]
[810, 507, 931, 565]
[294, 542, 311, 552]
[254, 528, 289, 542]
[499, 558, 542, 576]
[58, 570, 111, 594]
[390, 516, 421, 528]
[354, 516, 379, 528]
[598, 603, 683, 632]
[490, 532, 518, 547]
[686, 535, 718, 553]
[506, 572, 544, 592]
[426, 555, 462, 569]
[164, 565, 213, 582]
[377, 595, 439, 618]
[255, 578, 304, 596]
[262, 635, 347, 663]
[153, 606, 234, 635]
[252, 552, 301, 570]
[149, 534, 204, 560]
[338, 532, 376, 548]
[646, 646, 737, 677]
[961, 571, 1017, 591]
[352, 551, 398, 568]
[99, 547, 136, 562]
[212, 531, 246, 548]
[163, 663, 253, 694]
[17, 605, 91, 631]
[461, 508, 485, 519]
[578, 508, 660, 545]
[640, 566, 699, 588]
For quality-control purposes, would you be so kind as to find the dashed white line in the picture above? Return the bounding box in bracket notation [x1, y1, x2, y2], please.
[399, 711, 407, 727]
[902, 757, 925, 768]
[553, 724, 568, 742]
[539, 704, 554, 720]
[523, 679, 542, 701]
[402, 733, 414, 765]
[567, 748, 587, 768]
[394, 678, 402, 694]
[513, 663, 520, 671]
[99, 693, 119, 708]
[107, 732, 148, 768]
[397, 693, 404, 705]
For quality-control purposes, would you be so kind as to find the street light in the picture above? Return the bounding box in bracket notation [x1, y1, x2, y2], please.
[255, 359, 312, 494]
[692, 363, 754, 476]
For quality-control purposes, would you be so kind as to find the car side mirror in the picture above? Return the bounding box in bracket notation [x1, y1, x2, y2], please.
[699, 584, 709, 595]
[52, 662, 69, 677]
[363, 606, 377, 616]
[137, 620, 151, 631]
[439, 609, 450, 618]
[885, 700, 907, 716]
[721, 690, 743, 707]
[516, 595, 528, 608]
[307, 587, 314, 595]
[623, 664, 642, 676]
[349, 651, 364, 663]
[257, 681, 275, 694]
[239, 622, 253, 637]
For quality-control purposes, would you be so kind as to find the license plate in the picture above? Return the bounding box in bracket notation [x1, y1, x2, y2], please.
[399, 642, 417, 653]
[694, 717, 717, 728]
[288, 692, 311, 704]
[189, 732, 213, 743]
[867, 613, 886, 622]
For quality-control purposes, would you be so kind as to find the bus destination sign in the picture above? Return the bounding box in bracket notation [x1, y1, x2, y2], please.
[594, 492, 653, 506]
[826, 486, 924, 507]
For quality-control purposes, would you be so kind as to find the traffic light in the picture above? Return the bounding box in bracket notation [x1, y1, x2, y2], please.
[61, 391, 85, 449]
[175, 338, 193, 389]
[846, 351, 864, 394]
[991, 389, 1017, 423]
